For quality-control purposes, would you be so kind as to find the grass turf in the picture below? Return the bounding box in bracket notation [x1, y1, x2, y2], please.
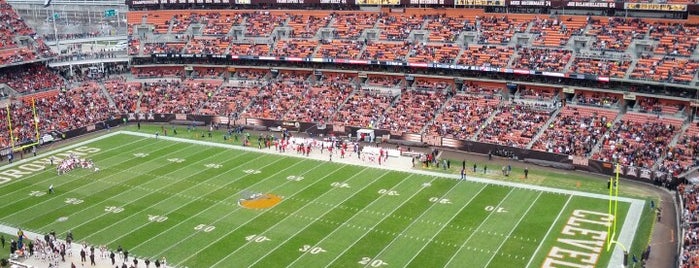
[0, 130, 646, 267]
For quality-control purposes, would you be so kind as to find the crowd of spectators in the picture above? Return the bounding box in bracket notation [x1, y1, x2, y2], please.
[635, 96, 686, 115]
[244, 79, 308, 120]
[570, 57, 631, 78]
[132, 66, 183, 78]
[139, 79, 215, 114]
[478, 103, 552, 148]
[199, 83, 259, 116]
[679, 183, 699, 268]
[407, 43, 460, 64]
[649, 21, 699, 57]
[0, 64, 64, 93]
[377, 15, 423, 41]
[235, 68, 269, 80]
[317, 39, 364, 59]
[630, 56, 699, 84]
[588, 17, 647, 52]
[574, 90, 621, 107]
[423, 15, 464, 43]
[530, 16, 586, 47]
[333, 90, 394, 129]
[271, 39, 317, 58]
[377, 89, 447, 134]
[428, 93, 501, 140]
[513, 48, 573, 72]
[532, 105, 617, 156]
[412, 77, 452, 90]
[458, 45, 513, 68]
[288, 14, 331, 39]
[245, 12, 288, 37]
[104, 79, 140, 114]
[332, 13, 379, 40]
[360, 41, 411, 61]
[661, 125, 699, 178]
[474, 15, 528, 45]
[284, 82, 353, 123]
[592, 113, 682, 168]
[184, 36, 230, 55]
[366, 75, 402, 87]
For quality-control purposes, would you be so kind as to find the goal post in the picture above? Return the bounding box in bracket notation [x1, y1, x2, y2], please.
[5, 98, 41, 153]
[606, 163, 621, 252]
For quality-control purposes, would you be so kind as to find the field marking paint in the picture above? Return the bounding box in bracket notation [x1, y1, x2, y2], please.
[129, 156, 327, 253]
[373, 183, 488, 266]
[33, 131, 645, 268]
[315, 174, 434, 268]
[36, 148, 247, 236]
[89, 155, 298, 244]
[177, 167, 380, 267]
[441, 188, 516, 268]
[524, 194, 572, 268]
[482, 191, 543, 267]
[0, 142, 191, 222]
[250, 174, 424, 266]
[0, 136, 149, 200]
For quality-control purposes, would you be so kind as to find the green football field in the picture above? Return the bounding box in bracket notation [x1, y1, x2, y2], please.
[0, 131, 644, 267]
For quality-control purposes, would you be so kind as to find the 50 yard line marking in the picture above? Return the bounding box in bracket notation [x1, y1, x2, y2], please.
[86, 154, 298, 243]
[524, 194, 572, 268]
[482, 191, 543, 267]
[439, 187, 516, 268]
[0, 142, 190, 222]
[37, 147, 247, 236]
[177, 166, 380, 267]
[129, 156, 328, 253]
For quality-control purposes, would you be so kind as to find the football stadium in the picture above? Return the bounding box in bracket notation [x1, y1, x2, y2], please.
[0, 0, 696, 267]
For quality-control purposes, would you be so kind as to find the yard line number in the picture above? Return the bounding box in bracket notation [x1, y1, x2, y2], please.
[243, 169, 261, 174]
[287, 175, 304, 182]
[330, 182, 350, 188]
[194, 224, 216, 232]
[359, 257, 388, 267]
[64, 198, 84, 205]
[104, 206, 124, 213]
[378, 189, 399, 196]
[29, 191, 46, 197]
[485, 206, 508, 213]
[299, 245, 326, 254]
[148, 215, 168, 222]
[428, 197, 452, 204]
[245, 234, 270, 243]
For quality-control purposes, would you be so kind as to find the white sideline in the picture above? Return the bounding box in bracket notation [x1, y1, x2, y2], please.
[0, 130, 645, 268]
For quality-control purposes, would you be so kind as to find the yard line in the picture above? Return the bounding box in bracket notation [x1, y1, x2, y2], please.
[440, 187, 516, 268]
[316, 174, 429, 268]
[525, 194, 573, 268]
[33, 147, 243, 235]
[82, 154, 295, 243]
[401, 184, 489, 267]
[370, 182, 488, 266]
[0, 142, 190, 221]
[185, 166, 381, 268]
[0, 136, 149, 200]
[128, 156, 327, 253]
[0, 138, 172, 209]
[0, 131, 123, 173]
[482, 191, 543, 267]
